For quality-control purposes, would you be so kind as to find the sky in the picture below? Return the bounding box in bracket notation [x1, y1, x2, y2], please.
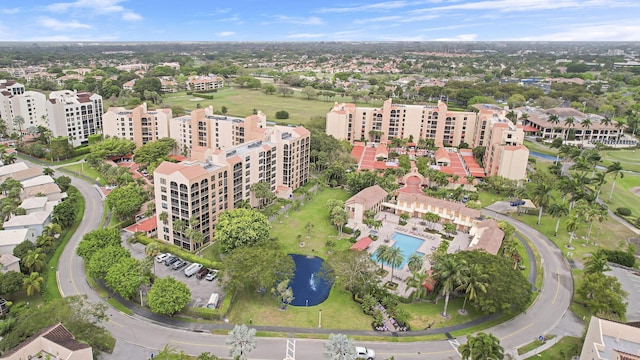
[1, 0, 640, 42]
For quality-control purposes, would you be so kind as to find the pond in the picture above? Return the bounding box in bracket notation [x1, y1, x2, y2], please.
[289, 254, 332, 307]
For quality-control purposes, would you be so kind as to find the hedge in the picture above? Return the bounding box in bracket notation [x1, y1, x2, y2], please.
[616, 207, 632, 216]
[603, 249, 636, 267]
[183, 294, 233, 320]
[133, 234, 223, 270]
[195, 93, 214, 100]
[73, 146, 91, 156]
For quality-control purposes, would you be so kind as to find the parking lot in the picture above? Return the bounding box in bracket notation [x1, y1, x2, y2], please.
[124, 238, 224, 309]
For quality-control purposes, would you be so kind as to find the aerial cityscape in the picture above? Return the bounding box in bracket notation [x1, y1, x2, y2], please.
[0, 2, 639, 360]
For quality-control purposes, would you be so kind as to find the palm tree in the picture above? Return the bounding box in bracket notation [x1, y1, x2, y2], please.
[43, 223, 62, 238]
[374, 245, 390, 271]
[615, 120, 625, 141]
[423, 212, 440, 230]
[548, 113, 560, 144]
[407, 253, 424, 274]
[531, 182, 554, 225]
[605, 161, 624, 202]
[324, 333, 356, 360]
[580, 117, 592, 145]
[433, 255, 467, 317]
[12, 115, 24, 135]
[23, 272, 44, 296]
[159, 211, 169, 225]
[407, 271, 431, 302]
[1, 152, 17, 165]
[584, 249, 610, 275]
[23, 248, 45, 273]
[592, 206, 609, 244]
[548, 202, 570, 236]
[42, 167, 55, 176]
[564, 116, 576, 141]
[566, 214, 579, 247]
[145, 242, 161, 276]
[459, 332, 504, 360]
[172, 218, 185, 237]
[386, 246, 405, 281]
[226, 324, 256, 360]
[456, 264, 488, 312]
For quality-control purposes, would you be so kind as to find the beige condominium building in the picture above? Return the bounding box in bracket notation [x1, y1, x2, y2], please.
[154, 124, 310, 251]
[328, 99, 529, 181]
[103, 103, 172, 147]
[521, 106, 621, 142]
[0, 80, 49, 133]
[190, 106, 268, 151]
[186, 76, 225, 92]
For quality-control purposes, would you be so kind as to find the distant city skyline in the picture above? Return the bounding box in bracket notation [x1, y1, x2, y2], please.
[1, 0, 640, 42]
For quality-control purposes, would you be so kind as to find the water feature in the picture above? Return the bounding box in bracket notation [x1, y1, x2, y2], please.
[288, 254, 332, 307]
[372, 232, 425, 269]
[528, 150, 557, 161]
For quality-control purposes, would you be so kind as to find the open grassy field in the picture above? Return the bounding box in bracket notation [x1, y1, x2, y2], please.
[399, 297, 485, 331]
[599, 173, 640, 221]
[271, 187, 352, 257]
[161, 88, 383, 127]
[600, 149, 640, 173]
[61, 163, 107, 186]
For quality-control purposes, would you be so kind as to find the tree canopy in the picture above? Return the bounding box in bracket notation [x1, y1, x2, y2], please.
[87, 137, 136, 165]
[134, 137, 177, 171]
[216, 208, 271, 253]
[105, 257, 147, 300]
[222, 245, 294, 295]
[147, 276, 191, 316]
[76, 228, 122, 261]
[106, 183, 148, 221]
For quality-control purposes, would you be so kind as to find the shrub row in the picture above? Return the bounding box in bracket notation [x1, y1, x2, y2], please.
[133, 234, 223, 270]
[194, 93, 214, 99]
[603, 249, 636, 267]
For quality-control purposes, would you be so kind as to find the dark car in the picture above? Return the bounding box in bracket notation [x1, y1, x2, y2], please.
[510, 199, 526, 206]
[196, 267, 210, 280]
[164, 255, 179, 266]
[171, 259, 187, 270]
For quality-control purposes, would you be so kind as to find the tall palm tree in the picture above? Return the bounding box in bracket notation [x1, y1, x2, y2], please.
[23, 248, 46, 273]
[592, 206, 609, 244]
[548, 113, 560, 144]
[605, 161, 624, 202]
[566, 214, 579, 247]
[564, 116, 576, 141]
[23, 272, 44, 296]
[456, 264, 488, 312]
[548, 202, 570, 236]
[580, 117, 592, 145]
[614, 120, 625, 141]
[172, 218, 185, 238]
[374, 245, 390, 271]
[159, 211, 169, 225]
[433, 255, 467, 317]
[145, 242, 161, 276]
[324, 333, 356, 360]
[226, 324, 256, 360]
[407, 253, 424, 274]
[407, 271, 431, 302]
[531, 182, 554, 225]
[386, 246, 405, 280]
[43, 223, 62, 238]
[459, 332, 504, 360]
[12, 115, 24, 135]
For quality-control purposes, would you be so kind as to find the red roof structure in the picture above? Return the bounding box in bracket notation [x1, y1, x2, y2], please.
[350, 236, 373, 251]
[523, 125, 538, 132]
[125, 216, 158, 234]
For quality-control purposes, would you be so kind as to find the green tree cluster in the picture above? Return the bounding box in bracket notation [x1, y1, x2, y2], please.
[216, 208, 271, 253]
[147, 277, 191, 316]
[106, 183, 148, 221]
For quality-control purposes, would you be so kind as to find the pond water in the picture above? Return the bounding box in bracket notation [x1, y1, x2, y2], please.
[288, 254, 332, 307]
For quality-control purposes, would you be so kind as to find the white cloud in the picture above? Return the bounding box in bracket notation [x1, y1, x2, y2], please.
[217, 31, 236, 37]
[411, 0, 637, 14]
[516, 22, 640, 41]
[122, 11, 142, 21]
[1, 8, 21, 14]
[45, 0, 142, 21]
[353, 15, 403, 25]
[274, 15, 325, 25]
[286, 33, 327, 39]
[317, 1, 412, 13]
[38, 16, 91, 31]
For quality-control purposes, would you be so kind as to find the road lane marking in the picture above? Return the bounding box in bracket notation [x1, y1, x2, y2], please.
[69, 249, 80, 295]
[171, 340, 227, 348]
[501, 323, 533, 340]
[109, 319, 124, 328]
[552, 273, 560, 304]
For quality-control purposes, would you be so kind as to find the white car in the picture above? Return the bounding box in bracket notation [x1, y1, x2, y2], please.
[155, 253, 169, 263]
[205, 269, 219, 281]
[355, 346, 375, 360]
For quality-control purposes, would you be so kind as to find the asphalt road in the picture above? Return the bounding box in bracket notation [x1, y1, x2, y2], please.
[51, 166, 574, 360]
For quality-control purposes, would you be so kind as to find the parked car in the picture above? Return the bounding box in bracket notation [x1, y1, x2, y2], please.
[205, 269, 219, 281]
[155, 253, 169, 263]
[164, 255, 179, 266]
[510, 199, 526, 206]
[184, 263, 203, 277]
[196, 267, 210, 280]
[171, 259, 187, 270]
[355, 346, 375, 360]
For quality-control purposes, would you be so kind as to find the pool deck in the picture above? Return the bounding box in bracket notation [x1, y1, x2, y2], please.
[349, 211, 472, 298]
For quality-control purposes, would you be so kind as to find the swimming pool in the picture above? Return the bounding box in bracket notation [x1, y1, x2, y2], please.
[372, 232, 425, 269]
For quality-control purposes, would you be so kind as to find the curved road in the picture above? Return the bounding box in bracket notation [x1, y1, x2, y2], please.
[54, 171, 573, 359]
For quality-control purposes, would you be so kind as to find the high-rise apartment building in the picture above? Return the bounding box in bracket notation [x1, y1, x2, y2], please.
[0, 81, 48, 132]
[328, 99, 529, 180]
[154, 125, 310, 251]
[103, 103, 172, 147]
[46, 90, 103, 147]
[169, 115, 192, 157]
[191, 106, 267, 150]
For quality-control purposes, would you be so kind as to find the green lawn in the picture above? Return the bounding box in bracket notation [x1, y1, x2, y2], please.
[534, 336, 582, 360]
[160, 88, 382, 127]
[61, 163, 107, 186]
[270, 187, 352, 257]
[599, 172, 640, 220]
[399, 297, 485, 331]
[524, 140, 558, 157]
[600, 149, 640, 173]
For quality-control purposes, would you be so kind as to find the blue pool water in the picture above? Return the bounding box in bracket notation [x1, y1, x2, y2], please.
[288, 254, 332, 307]
[373, 232, 425, 269]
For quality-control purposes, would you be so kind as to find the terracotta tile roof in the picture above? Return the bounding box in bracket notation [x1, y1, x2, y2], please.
[293, 126, 310, 137]
[350, 236, 373, 251]
[468, 219, 504, 255]
[125, 216, 158, 233]
[154, 161, 183, 175]
[345, 185, 388, 209]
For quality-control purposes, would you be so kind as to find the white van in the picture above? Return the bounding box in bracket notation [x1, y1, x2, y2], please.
[184, 263, 203, 277]
[206, 293, 219, 309]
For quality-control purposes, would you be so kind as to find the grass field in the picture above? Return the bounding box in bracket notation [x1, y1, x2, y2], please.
[534, 336, 582, 359]
[524, 140, 557, 156]
[270, 187, 352, 257]
[599, 173, 640, 221]
[61, 163, 107, 186]
[161, 88, 382, 127]
[600, 149, 640, 173]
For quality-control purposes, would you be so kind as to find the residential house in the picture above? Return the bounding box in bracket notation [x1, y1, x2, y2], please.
[0, 253, 20, 273]
[0, 322, 92, 360]
[344, 185, 389, 224]
[0, 229, 33, 254]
